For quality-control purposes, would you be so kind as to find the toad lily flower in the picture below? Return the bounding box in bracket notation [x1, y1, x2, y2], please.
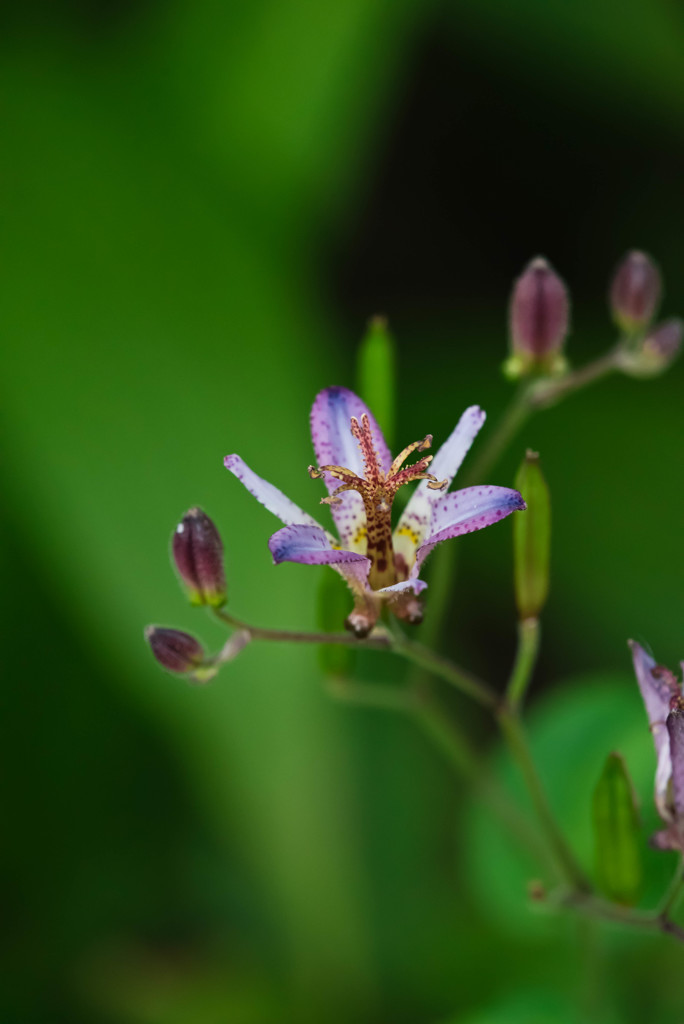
[630, 640, 684, 852]
[225, 387, 526, 636]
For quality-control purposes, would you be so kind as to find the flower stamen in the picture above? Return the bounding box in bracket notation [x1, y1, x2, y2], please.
[308, 416, 449, 590]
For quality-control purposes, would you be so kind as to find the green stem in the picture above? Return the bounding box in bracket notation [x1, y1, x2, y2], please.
[497, 706, 590, 892]
[506, 618, 541, 708]
[415, 692, 551, 865]
[560, 891, 684, 943]
[657, 856, 684, 918]
[529, 347, 623, 410]
[215, 608, 495, 709]
[393, 635, 498, 709]
[328, 671, 548, 863]
[214, 607, 391, 650]
[421, 342, 625, 653]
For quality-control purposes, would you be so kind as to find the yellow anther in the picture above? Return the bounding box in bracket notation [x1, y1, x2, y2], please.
[389, 435, 433, 477]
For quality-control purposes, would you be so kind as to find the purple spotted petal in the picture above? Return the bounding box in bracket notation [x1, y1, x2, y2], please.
[268, 524, 371, 594]
[667, 707, 684, 821]
[310, 387, 391, 551]
[310, 386, 392, 476]
[225, 454, 323, 529]
[629, 640, 678, 822]
[413, 486, 526, 572]
[427, 405, 487, 488]
[395, 405, 486, 569]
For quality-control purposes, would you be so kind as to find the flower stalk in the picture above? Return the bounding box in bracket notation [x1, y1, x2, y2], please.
[506, 618, 541, 709]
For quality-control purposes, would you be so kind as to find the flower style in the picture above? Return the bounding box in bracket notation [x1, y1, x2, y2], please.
[225, 387, 526, 636]
[630, 640, 684, 852]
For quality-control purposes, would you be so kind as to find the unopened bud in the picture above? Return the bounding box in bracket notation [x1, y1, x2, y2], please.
[145, 626, 205, 674]
[513, 450, 550, 620]
[610, 250, 661, 334]
[505, 257, 569, 378]
[357, 315, 397, 446]
[172, 507, 226, 607]
[617, 318, 683, 379]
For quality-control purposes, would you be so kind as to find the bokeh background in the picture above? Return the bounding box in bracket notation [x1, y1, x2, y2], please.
[2, 1, 683, 1021]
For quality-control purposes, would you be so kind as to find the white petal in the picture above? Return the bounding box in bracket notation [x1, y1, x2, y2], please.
[224, 454, 324, 529]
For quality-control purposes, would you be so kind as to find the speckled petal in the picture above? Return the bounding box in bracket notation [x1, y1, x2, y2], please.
[224, 454, 323, 529]
[268, 524, 371, 595]
[394, 405, 486, 570]
[310, 387, 391, 551]
[413, 486, 526, 572]
[629, 641, 678, 822]
[667, 708, 684, 821]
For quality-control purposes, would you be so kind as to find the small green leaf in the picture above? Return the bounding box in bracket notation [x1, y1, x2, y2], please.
[592, 752, 643, 906]
[356, 315, 397, 446]
[513, 450, 550, 619]
[316, 571, 356, 677]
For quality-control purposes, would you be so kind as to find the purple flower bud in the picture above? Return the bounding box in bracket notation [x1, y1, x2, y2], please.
[507, 257, 569, 376]
[145, 626, 205, 674]
[172, 507, 226, 607]
[609, 250, 661, 333]
[618, 318, 683, 378]
[643, 318, 682, 364]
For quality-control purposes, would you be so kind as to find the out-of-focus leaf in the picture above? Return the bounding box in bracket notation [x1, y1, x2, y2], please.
[465, 673, 672, 940]
[592, 752, 642, 906]
[442, 988, 577, 1024]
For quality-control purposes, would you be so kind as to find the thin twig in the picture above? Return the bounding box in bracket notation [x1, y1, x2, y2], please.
[214, 607, 391, 650]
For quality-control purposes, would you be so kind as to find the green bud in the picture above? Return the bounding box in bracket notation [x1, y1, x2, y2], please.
[592, 752, 642, 906]
[357, 315, 397, 447]
[513, 451, 550, 620]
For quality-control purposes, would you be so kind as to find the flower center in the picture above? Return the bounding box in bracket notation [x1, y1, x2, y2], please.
[309, 414, 447, 589]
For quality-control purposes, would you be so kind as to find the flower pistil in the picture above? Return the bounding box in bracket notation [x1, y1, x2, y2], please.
[309, 413, 446, 589]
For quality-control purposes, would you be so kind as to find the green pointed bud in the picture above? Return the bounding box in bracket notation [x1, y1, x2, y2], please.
[357, 315, 397, 446]
[592, 752, 642, 906]
[317, 571, 356, 677]
[513, 450, 550, 620]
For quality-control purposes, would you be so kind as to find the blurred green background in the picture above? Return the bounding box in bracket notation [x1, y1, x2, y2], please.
[2, 1, 683, 1021]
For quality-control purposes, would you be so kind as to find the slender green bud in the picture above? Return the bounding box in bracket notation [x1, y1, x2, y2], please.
[513, 450, 550, 620]
[172, 507, 227, 607]
[357, 315, 397, 446]
[592, 752, 642, 906]
[145, 626, 205, 675]
[609, 250, 661, 335]
[505, 257, 569, 379]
